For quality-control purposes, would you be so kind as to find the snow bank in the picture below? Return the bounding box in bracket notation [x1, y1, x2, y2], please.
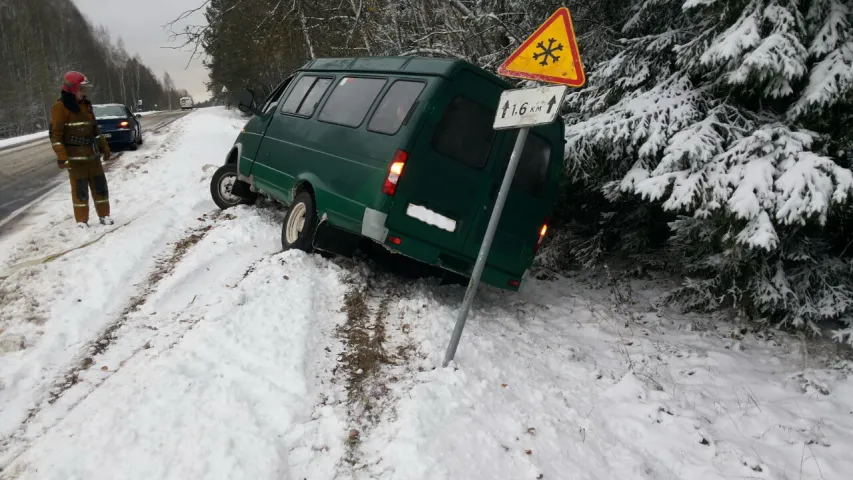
[2, 106, 850, 480]
[8, 250, 347, 479]
[354, 276, 853, 480]
[0, 107, 351, 479]
[0, 131, 47, 150]
[0, 107, 246, 439]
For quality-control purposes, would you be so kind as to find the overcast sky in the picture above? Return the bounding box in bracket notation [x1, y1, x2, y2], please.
[72, 0, 209, 101]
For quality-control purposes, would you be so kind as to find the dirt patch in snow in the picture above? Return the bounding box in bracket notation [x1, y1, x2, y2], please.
[337, 281, 389, 462]
[335, 270, 420, 468]
[340, 286, 390, 397]
[145, 225, 212, 286]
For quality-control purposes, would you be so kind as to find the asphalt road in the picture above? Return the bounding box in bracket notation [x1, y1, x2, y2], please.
[0, 110, 189, 236]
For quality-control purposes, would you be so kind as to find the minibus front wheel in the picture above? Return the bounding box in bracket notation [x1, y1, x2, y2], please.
[281, 191, 318, 252]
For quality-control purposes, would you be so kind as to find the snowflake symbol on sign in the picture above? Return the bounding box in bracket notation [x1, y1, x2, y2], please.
[533, 38, 563, 66]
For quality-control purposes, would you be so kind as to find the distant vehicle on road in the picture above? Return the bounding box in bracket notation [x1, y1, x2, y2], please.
[180, 97, 194, 110]
[92, 104, 143, 150]
[209, 56, 564, 292]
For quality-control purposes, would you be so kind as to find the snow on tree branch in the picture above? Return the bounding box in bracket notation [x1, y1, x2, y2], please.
[565, 0, 853, 336]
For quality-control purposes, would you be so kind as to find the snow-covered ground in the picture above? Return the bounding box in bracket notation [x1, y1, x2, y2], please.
[0, 131, 47, 151]
[0, 107, 850, 480]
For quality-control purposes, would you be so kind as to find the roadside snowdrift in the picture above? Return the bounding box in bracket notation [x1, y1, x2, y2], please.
[8, 249, 347, 479]
[352, 276, 853, 480]
[1, 107, 850, 480]
[0, 132, 47, 151]
[0, 108, 248, 442]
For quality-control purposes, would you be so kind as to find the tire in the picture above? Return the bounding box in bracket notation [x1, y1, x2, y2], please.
[210, 163, 256, 210]
[129, 127, 139, 150]
[281, 191, 318, 252]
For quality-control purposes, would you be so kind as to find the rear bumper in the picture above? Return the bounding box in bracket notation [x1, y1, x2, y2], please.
[353, 207, 525, 290]
[381, 228, 524, 291]
[102, 128, 134, 144]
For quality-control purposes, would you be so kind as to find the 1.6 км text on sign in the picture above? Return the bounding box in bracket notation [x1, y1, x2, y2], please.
[492, 85, 568, 131]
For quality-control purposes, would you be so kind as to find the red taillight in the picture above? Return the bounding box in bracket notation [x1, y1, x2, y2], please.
[508, 279, 521, 288]
[388, 235, 402, 245]
[119, 120, 129, 128]
[533, 217, 549, 254]
[382, 150, 408, 196]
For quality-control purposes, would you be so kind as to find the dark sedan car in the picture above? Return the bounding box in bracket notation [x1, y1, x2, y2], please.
[92, 104, 143, 150]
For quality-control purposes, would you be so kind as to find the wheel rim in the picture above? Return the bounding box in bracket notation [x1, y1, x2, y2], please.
[285, 202, 307, 244]
[218, 173, 241, 204]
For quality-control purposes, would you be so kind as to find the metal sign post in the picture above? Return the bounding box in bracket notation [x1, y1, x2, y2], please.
[441, 6, 584, 368]
[442, 127, 530, 367]
[442, 85, 568, 368]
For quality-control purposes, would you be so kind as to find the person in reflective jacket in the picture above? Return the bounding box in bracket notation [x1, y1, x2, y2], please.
[50, 71, 114, 228]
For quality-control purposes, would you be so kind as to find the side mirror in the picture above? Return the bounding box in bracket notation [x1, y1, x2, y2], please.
[135, 114, 141, 118]
[237, 89, 261, 115]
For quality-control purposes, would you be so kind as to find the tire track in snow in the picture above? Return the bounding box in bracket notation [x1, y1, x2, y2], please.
[47, 213, 223, 404]
[0, 212, 233, 472]
[0, 127, 196, 468]
[332, 266, 423, 475]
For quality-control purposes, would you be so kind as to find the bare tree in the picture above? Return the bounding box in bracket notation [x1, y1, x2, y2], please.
[0, 0, 187, 138]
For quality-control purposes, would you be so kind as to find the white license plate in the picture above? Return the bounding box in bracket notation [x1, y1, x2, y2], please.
[406, 204, 457, 232]
[103, 133, 111, 138]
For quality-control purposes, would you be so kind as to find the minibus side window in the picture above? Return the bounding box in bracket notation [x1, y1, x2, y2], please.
[279, 76, 316, 114]
[260, 77, 292, 113]
[431, 95, 495, 169]
[296, 78, 333, 117]
[318, 77, 387, 128]
[367, 80, 426, 135]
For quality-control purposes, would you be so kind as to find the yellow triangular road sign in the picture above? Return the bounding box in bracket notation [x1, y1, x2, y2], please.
[498, 7, 586, 87]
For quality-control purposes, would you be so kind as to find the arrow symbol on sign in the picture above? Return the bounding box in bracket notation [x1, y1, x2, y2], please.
[502, 101, 510, 119]
[546, 96, 557, 114]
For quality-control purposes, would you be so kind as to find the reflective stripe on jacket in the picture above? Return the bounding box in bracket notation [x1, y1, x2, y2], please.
[49, 98, 110, 162]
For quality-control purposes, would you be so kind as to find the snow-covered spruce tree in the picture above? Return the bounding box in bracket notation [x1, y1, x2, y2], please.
[564, 0, 853, 339]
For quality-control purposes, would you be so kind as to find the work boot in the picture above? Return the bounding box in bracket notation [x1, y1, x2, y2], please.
[99, 216, 114, 226]
[77, 222, 88, 229]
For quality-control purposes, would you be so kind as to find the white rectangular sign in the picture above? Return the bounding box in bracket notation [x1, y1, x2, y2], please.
[492, 85, 567, 130]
